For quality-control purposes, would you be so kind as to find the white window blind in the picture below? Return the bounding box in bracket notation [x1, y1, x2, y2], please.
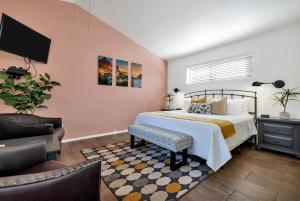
[186, 55, 254, 84]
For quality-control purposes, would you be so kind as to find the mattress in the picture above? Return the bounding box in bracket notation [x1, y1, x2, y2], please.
[133, 110, 257, 171]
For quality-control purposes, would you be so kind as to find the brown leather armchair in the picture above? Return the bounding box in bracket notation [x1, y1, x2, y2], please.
[0, 113, 65, 145]
[0, 141, 101, 201]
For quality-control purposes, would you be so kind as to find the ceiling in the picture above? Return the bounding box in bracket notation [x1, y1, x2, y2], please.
[62, 0, 300, 60]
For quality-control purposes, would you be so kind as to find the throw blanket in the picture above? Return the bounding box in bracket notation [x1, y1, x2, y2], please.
[146, 111, 236, 138]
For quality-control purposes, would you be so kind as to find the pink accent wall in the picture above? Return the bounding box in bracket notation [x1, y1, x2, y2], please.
[0, 0, 167, 139]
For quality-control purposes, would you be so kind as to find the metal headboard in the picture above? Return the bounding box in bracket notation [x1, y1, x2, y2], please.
[184, 89, 257, 118]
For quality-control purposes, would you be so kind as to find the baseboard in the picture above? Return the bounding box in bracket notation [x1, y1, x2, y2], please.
[62, 130, 128, 143]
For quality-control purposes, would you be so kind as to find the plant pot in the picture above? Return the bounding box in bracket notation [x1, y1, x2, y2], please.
[279, 112, 290, 120]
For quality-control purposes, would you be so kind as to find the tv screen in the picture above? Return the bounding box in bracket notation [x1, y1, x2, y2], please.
[0, 13, 51, 64]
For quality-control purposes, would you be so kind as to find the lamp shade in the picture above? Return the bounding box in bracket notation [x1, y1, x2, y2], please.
[273, 80, 285, 88]
[173, 88, 180, 93]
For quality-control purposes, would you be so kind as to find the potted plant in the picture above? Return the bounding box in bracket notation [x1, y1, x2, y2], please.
[273, 88, 300, 119]
[165, 93, 174, 110]
[0, 72, 61, 114]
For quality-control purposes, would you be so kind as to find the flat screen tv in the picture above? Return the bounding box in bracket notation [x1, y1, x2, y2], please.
[0, 13, 51, 64]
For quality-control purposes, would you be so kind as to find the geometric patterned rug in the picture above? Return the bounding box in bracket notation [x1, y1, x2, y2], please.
[81, 140, 213, 201]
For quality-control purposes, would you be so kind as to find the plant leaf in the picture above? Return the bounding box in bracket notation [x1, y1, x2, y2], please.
[0, 72, 9, 80]
[25, 74, 32, 81]
[0, 72, 60, 113]
[45, 73, 50, 80]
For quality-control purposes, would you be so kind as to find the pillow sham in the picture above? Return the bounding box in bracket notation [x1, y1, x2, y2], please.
[227, 98, 250, 115]
[207, 97, 222, 104]
[190, 103, 211, 114]
[183, 98, 192, 112]
[211, 97, 227, 115]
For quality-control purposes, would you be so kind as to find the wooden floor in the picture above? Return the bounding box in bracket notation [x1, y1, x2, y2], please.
[58, 133, 300, 201]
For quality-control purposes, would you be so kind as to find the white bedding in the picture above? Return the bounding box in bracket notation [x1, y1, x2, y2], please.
[133, 110, 257, 171]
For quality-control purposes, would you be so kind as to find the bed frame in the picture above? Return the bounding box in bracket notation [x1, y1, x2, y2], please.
[184, 89, 258, 167]
[184, 89, 257, 118]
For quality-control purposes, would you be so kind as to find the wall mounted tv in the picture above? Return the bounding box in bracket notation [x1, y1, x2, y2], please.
[0, 13, 51, 64]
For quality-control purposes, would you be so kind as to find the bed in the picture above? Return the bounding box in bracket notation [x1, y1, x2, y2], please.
[133, 89, 258, 171]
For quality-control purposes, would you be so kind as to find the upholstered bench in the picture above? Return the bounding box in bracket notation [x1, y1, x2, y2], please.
[128, 124, 193, 171]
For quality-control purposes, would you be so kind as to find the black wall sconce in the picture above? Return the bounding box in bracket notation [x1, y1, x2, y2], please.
[173, 88, 180, 93]
[252, 80, 285, 88]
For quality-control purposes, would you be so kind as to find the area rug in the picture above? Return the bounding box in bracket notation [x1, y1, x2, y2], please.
[81, 140, 213, 201]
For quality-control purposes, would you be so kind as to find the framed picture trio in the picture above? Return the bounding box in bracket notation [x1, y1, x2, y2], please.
[98, 55, 142, 88]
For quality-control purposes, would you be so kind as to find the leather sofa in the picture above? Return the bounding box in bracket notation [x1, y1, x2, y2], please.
[0, 141, 101, 201]
[0, 113, 65, 145]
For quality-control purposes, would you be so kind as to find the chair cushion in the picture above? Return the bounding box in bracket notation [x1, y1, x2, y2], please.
[128, 124, 193, 152]
[0, 141, 47, 177]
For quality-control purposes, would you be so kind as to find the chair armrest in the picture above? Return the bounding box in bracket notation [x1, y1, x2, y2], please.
[0, 141, 47, 177]
[0, 160, 101, 201]
[0, 119, 54, 140]
[37, 116, 62, 128]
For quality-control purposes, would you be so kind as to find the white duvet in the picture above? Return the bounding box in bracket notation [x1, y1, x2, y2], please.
[133, 110, 257, 171]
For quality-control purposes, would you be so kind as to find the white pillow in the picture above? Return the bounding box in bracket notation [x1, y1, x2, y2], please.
[173, 92, 185, 109]
[227, 99, 250, 115]
[183, 98, 191, 112]
[207, 97, 221, 104]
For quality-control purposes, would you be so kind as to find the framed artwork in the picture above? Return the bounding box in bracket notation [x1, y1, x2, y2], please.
[98, 56, 113, 86]
[131, 63, 142, 88]
[116, 59, 129, 87]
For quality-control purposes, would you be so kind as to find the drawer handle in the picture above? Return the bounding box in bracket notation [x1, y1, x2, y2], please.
[274, 139, 280, 143]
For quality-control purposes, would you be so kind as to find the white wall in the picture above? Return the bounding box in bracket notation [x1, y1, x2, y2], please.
[168, 22, 300, 118]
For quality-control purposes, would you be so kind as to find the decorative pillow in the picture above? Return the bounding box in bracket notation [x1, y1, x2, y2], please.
[211, 97, 227, 115]
[191, 96, 207, 103]
[190, 103, 211, 114]
[227, 98, 250, 115]
[188, 96, 207, 112]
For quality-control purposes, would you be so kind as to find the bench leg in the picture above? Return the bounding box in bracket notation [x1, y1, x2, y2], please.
[170, 148, 188, 171]
[170, 152, 176, 171]
[130, 135, 135, 148]
[130, 135, 145, 148]
[182, 148, 188, 164]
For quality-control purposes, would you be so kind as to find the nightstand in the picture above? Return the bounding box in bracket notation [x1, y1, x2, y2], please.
[256, 117, 300, 158]
[161, 108, 182, 111]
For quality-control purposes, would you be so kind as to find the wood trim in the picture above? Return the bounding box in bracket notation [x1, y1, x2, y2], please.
[62, 130, 128, 143]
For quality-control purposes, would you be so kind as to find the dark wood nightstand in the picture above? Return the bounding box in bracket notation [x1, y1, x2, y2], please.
[256, 117, 300, 158]
[161, 108, 182, 111]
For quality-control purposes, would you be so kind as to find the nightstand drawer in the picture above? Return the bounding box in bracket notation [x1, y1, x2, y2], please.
[263, 123, 293, 136]
[263, 135, 293, 148]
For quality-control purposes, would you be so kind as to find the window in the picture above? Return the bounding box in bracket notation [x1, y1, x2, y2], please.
[186, 55, 254, 84]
